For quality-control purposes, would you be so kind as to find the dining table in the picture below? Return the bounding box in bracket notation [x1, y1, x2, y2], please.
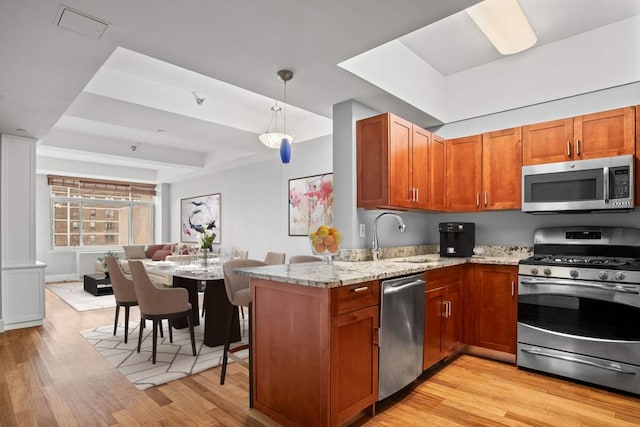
[144, 261, 241, 347]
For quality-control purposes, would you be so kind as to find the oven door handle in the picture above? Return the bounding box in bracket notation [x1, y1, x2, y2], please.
[520, 278, 639, 294]
[521, 348, 636, 375]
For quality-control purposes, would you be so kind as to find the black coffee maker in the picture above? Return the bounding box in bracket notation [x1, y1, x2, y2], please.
[439, 222, 475, 257]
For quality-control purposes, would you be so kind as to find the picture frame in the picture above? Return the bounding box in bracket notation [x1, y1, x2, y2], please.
[181, 193, 221, 243]
[288, 173, 333, 236]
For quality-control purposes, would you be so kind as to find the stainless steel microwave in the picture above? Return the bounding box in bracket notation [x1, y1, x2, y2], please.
[522, 155, 634, 213]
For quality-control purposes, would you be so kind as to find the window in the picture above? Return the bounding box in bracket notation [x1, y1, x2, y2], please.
[49, 175, 155, 248]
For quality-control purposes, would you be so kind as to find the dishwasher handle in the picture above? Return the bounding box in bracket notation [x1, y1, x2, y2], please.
[383, 279, 425, 295]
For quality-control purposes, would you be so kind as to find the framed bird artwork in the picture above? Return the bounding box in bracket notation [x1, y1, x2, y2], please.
[180, 193, 221, 243]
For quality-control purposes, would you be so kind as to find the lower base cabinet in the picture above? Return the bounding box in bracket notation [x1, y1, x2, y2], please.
[469, 264, 518, 354]
[252, 278, 379, 427]
[423, 266, 462, 370]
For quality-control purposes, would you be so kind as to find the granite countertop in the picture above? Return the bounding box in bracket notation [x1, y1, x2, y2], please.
[236, 254, 525, 288]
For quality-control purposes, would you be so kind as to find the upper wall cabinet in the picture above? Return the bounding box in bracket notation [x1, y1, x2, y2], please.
[357, 113, 440, 211]
[522, 107, 635, 165]
[636, 105, 640, 206]
[446, 127, 522, 212]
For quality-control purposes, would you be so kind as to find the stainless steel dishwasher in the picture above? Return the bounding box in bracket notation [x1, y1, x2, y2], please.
[378, 273, 425, 401]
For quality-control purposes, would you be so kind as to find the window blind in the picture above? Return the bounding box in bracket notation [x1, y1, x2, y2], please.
[47, 175, 156, 196]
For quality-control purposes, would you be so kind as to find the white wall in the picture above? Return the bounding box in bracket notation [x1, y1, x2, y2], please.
[169, 136, 333, 261]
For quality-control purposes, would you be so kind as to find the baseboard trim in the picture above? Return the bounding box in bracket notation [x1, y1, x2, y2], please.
[0, 319, 5, 333]
[462, 345, 516, 364]
[4, 319, 43, 331]
[46, 274, 80, 283]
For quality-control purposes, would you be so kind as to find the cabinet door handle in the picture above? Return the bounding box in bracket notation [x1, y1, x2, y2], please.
[416, 188, 419, 203]
[447, 301, 452, 318]
[511, 281, 515, 297]
[576, 139, 580, 155]
[352, 286, 369, 293]
[567, 140, 571, 157]
[484, 191, 488, 206]
[476, 193, 480, 207]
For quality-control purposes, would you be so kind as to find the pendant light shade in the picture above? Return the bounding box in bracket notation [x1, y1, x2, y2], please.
[280, 137, 291, 163]
[259, 69, 294, 163]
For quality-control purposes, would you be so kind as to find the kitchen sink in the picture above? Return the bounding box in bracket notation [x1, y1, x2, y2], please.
[390, 256, 442, 263]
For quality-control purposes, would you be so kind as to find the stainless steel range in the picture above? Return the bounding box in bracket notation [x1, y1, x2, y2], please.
[517, 226, 640, 395]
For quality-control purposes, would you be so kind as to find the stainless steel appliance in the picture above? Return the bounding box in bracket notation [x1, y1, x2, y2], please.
[522, 154, 634, 213]
[378, 274, 425, 401]
[517, 226, 640, 395]
[439, 222, 475, 257]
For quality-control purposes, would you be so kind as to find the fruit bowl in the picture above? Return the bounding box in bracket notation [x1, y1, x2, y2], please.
[309, 225, 342, 264]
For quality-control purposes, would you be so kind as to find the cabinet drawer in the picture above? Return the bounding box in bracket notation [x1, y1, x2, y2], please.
[425, 266, 461, 291]
[331, 281, 379, 316]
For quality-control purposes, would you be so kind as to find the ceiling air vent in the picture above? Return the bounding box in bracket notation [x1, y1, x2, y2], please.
[54, 5, 109, 40]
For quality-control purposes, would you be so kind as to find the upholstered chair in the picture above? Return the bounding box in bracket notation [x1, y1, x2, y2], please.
[220, 259, 267, 385]
[106, 255, 139, 343]
[129, 260, 196, 364]
[264, 251, 286, 265]
[232, 249, 249, 260]
[289, 255, 323, 264]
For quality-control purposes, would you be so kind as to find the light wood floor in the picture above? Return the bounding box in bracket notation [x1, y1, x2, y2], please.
[1, 288, 639, 426]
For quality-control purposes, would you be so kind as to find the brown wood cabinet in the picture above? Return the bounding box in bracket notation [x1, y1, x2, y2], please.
[446, 128, 522, 212]
[469, 265, 518, 354]
[423, 266, 462, 370]
[445, 135, 482, 212]
[252, 278, 379, 427]
[523, 106, 635, 165]
[429, 133, 446, 211]
[356, 112, 438, 211]
[636, 105, 640, 206]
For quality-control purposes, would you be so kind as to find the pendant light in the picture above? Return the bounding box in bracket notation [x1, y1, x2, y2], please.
[278, 69, 293, 163]
[258, 70, 294, 163]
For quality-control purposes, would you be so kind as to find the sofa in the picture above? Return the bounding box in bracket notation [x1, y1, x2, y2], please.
[95, 244, 178, 285]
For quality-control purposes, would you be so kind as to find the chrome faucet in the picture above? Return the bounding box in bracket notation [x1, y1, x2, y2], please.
[371, 212, 406, 261]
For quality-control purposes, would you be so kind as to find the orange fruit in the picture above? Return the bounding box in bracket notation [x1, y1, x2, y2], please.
[323, 235, 335, 246]
[313, 243, 326, 253]
[328, 227, 337, 235]
[327, 244, 339, 253]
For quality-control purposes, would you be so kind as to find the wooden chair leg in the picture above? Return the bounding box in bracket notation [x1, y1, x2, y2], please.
[124, 305, 130, 344]
[248, 302, 253, 408]
[201, 292, 206, 317]
[187, 312, 196, 356]
[159, 320, 164, 338]
[152, 319, 158, 364]
[168, 319, 173, 343]
[240, 306, 245, 320]
[220, 304, 236, 385]
[137, 317, 144, 353]
[114, 304, 120, 336]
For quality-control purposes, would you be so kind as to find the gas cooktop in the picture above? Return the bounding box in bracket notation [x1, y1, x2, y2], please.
[521, 255, 640, 270]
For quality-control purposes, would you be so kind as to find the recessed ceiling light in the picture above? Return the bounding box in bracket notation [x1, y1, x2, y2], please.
[467, 0, 537, 55]
[156, 129, 165, 134]
[16, 128, 27, 132]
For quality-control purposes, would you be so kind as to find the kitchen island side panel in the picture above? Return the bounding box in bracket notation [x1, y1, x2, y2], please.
[252, 278, 331, 427]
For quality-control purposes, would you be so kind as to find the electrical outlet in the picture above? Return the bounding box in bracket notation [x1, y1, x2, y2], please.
[359, 223, 366, 237]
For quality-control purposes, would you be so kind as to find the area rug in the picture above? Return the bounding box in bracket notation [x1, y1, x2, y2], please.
[81, 319, 248, 390]
[47, 281, 116, 311]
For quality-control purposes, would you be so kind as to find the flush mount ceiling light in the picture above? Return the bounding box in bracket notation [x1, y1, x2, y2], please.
[259, 69, 295, 163]
[467, 0, 537, 55]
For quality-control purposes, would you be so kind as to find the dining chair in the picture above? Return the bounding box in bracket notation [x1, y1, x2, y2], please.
[289, 255, 323, 264]
[220, 259, 267, 385]
[105, 256, 139, 343]
[129, 260, 196, 364]
[264, 251, 286, 265]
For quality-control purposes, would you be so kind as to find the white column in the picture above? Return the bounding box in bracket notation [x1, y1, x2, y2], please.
[1, 134, 46, 331]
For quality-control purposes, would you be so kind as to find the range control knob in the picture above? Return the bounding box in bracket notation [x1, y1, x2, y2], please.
[570, 269, 579, 278]
[530, 267, 539, 275]
[543, 268, 552, 276]
[598, 271, 608, 280]
[615, 272, 626, 281]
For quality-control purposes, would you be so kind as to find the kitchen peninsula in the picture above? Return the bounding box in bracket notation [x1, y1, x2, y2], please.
[238, 254, 523, 427]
